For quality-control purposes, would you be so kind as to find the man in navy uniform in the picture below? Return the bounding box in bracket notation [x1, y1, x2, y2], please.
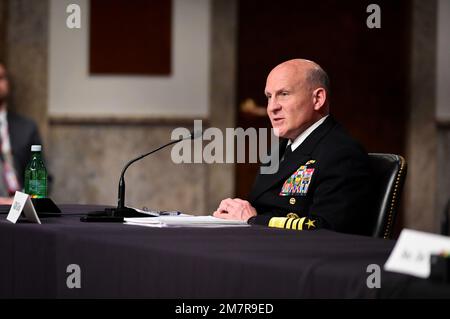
[213, 59, 373, 235]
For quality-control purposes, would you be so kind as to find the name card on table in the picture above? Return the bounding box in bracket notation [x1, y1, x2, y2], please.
[6, 191, 41, 224]
[384, 229, 450, 278]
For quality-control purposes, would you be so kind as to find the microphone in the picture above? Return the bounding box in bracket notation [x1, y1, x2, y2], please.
[81, 130, 200, 222]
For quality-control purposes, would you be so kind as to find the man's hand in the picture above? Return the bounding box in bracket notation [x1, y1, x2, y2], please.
[213, 198, 257, 222]
[0, 197, 13, 205]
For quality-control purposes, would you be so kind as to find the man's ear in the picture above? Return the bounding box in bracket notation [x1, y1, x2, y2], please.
[312, 88, 327, 111]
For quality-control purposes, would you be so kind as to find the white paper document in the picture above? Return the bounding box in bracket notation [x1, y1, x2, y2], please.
[384, 229, 450, 278]
[130, 207, 182, 217]
[124, 215, 250, 228]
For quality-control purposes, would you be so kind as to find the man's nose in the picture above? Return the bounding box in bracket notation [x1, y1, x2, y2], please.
[267, 97, 281, 114]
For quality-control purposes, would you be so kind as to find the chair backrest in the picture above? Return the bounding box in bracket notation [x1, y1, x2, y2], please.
[368, 153, 407, 239]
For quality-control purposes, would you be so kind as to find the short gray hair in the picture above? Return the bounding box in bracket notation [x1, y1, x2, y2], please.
[306, 65, 331, 98]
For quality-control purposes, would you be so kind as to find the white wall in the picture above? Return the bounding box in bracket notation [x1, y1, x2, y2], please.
[48, 0, 210, 118]
[436, 0, 450, 120]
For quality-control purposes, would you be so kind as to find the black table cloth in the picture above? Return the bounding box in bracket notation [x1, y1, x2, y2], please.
[0, 205, 449, 298]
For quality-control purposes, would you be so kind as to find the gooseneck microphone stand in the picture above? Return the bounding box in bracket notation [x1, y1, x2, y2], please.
[82, 134, 193, 222]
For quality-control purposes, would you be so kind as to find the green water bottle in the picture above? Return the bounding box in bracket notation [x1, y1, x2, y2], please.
[24, 145, 48, 198]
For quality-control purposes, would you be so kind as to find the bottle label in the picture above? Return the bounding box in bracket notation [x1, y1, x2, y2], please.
[28, 179, 47, 198]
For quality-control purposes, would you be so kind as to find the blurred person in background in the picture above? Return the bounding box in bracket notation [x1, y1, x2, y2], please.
[0, 62, 44, 204]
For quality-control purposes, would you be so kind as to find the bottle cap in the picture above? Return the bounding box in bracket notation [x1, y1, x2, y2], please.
[31, 145, 42, 152]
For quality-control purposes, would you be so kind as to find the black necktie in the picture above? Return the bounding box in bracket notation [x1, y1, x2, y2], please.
[282, 144, 293, 162]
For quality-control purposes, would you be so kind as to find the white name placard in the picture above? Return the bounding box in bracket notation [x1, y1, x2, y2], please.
[6, 191, 41, 224]
[384, 229, 450, 278]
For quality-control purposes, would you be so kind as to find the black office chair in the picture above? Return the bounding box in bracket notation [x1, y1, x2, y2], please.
[368, 153, 407, 239]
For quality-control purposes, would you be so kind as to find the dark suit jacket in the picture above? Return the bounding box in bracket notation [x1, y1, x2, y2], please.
[248, 115, 374, 235]
[7, 112, 43, 187]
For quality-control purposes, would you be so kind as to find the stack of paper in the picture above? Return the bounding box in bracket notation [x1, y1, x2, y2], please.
[124, 215, 250, 228]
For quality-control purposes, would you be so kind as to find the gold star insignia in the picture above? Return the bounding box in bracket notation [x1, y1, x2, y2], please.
[305, 219, 316, 229]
